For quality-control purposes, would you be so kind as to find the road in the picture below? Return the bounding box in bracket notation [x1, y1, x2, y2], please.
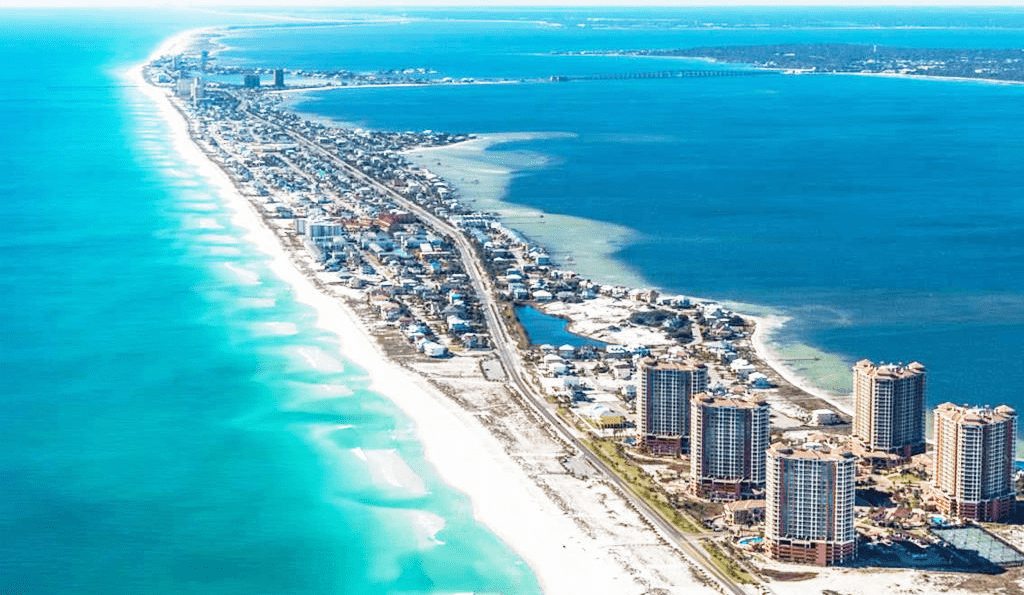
[238, 98, 754, 595]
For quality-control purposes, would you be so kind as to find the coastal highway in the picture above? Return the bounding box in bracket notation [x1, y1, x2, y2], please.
[236, 97, 755, 595]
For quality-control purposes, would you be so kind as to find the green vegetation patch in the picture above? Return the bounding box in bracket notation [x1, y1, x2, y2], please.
[702, 542, 755, 584]
[583, 438, 701, 534]
[759, 568, 818, 582]
[887, 472, 923, 484]
[501, 303, 529, 349]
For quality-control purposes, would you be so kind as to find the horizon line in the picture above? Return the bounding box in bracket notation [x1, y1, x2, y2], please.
[5, 2, 1024, 9]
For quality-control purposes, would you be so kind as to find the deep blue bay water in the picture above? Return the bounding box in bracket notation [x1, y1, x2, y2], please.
[1, 11, 539, 595]
[245, 10, 1024, 423]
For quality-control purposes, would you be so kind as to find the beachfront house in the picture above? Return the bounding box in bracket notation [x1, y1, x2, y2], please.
[730, 358, 757, 380]
[421, 341, 447, 358]
[748, 372, 771, 389]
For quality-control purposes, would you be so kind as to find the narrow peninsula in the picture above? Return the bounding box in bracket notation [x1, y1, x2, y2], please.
[142, 29, 1024, 595]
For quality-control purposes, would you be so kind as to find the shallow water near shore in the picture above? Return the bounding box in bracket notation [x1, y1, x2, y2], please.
[1, 12, 540, 595]
[402, 133, 652, 289]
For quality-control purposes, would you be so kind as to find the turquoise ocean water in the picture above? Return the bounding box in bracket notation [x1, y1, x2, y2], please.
[1, 10, 539, 595]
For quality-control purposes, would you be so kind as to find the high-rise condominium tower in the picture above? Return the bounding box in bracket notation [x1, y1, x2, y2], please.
[690, 394, 770, 500]
[933, 403, 1017, 522]
[637, 358, 708, 455]
[852, 359, 926, 457]
[765, 442, 857, 566]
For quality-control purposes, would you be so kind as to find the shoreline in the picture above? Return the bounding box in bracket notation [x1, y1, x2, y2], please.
[579, 52, 1024, 87]
[829, 69, 1024, 86]
[747, 313, 852, 416]
[403, 133, 655, 290]
[136, 28, 685, 595]
[398, 126, 856, 415]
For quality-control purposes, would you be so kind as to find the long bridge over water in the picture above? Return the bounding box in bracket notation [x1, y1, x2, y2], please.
[550, 68, 775, 82]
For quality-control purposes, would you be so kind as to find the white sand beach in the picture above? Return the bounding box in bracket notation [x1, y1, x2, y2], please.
[836, 70, 1024, 86]
[748, 312, 854, 416]
[135, 29, 720, 595]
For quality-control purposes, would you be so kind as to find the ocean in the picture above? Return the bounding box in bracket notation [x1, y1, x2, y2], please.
[0, 10, 538, 595]
[4, 7, 1024, 595]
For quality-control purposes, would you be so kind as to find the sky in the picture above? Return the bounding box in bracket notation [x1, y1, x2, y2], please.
[2, 0, 1024, 7]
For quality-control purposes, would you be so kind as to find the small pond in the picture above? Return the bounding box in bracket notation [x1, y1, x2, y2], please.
[514, 304, 606, 349]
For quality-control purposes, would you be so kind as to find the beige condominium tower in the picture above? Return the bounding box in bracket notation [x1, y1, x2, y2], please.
[765, 442, 858, 566]
[933, 403, 1017, 522]
[637, 358, 708, 455]
[852, 359, 927, 457]
[690, 394, 770, 500]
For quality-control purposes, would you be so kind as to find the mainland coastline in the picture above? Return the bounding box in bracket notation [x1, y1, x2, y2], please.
[136, 24, 1022, 595]
[561, 43, 1024, 86]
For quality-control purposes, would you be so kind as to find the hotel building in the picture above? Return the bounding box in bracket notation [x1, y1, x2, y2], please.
[933, 403, 1017, 522]
[637, 358, 708, 455]
[852, 359, 927, 457]
[766, 442, 858, 566]
[690, 394, 770, 500]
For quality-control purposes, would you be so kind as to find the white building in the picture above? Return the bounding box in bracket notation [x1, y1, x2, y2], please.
[307, 219, 346, 244]
[747, 372, 771, 389]
[729, 358, 757, 380]
[810, 409, 840, 426]
[421, 341, 447, 358]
